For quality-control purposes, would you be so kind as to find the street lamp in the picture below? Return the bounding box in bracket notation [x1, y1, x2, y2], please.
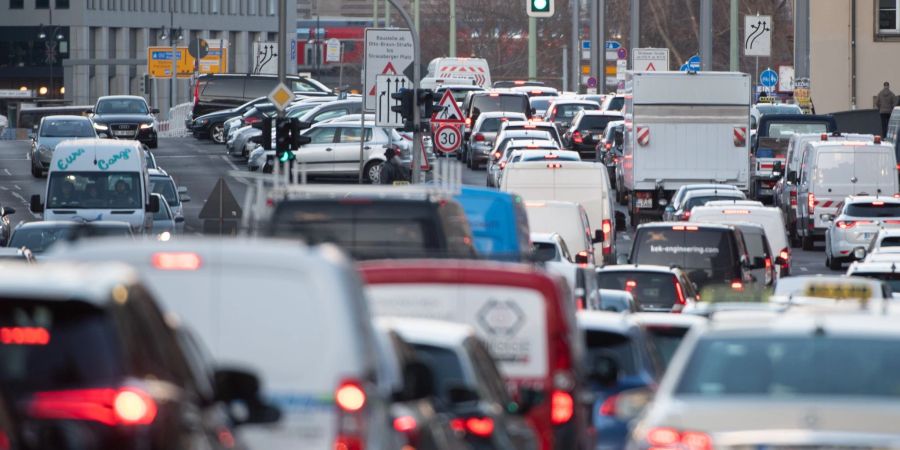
[37, 23, 64, 99]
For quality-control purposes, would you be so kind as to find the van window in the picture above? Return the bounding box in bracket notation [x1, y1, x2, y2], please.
[814, 152, 853, 185]
[767, 122, 828, 138]
[845, 202, 900, 217]
[879, 236, 900, 247]
[554, 103, 597, 120]
[199, 78, 233, 98]
[633, 228, 739, 289]
[471, 95, 529, 116]
[244, 78, 278, 98]
[532, 241, 559, 262]
[47, 172, 142, 210]
[741, 230, 770, 262]
[291, 78, 323, 93]
[605, 97, 625, 111]
[643, 325, 691, 368]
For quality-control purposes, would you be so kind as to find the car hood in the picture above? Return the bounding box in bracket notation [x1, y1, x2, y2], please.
[92, 114, 153, 124]
[35, 136, 82, 149]
[643, 397, 900, 436]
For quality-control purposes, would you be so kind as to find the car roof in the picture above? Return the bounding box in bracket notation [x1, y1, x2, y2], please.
[701, 200, 766, 207]
[683, 189, 745, 199]
[576, 310, 636, 334]
[97, 95, 146, 101]
[506, 120, 554, 127]
[376, 317, 475, 349]
[842, 195, 900, 204]
[477, 111, 528, 119]
[529, 232, 560, 243]
[631, 312, 707, 328]
[680, 183, 740, 191]
[147, 168, 170, 177]
[506, 140, 558, 147]
[848, 261, 900, 273]
[550, 99, 597, 106]
[597, 264, 682, 274]
[703, 312, 900, 337]
[578, 110, 624, 117]
[41, 115, 91, 121]
[15, 220, 132, 230]
[638, 221, 735, 231]
[0, 261, 138, 305]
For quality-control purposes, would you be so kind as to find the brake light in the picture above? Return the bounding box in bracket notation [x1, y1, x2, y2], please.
[523, 124, 537, 129]
[764, 257, 772, 270]
[244, 115, 261, 125]
[545, 153, 559, 159]
[193, 81, 200, 106]
[674, 279, 686, 305]
[723, 209, 750, 215]
[573, 131, 583, 144]
[779, 248, 790, 261]
[790, 190, 797, 206]
[514, 80, 526, 85]
[393, 415, 417, 433]
[820, 133, 828, 141]
[547, 163, 562, 168]
[807, 193, 815, 214]
[550, 390, 574, 425]
[681, 211, 691, 220]
[499, 161, 506, 170]
[602, 219, 612, 254]
[474, 133, 485, 142]
[28, 387, 158, 426]
[875, 135, 882, 144]
[672, 225, 699, 231]
[336, 380, 366, 412]
[599, 394, 618, 416]
[493, 151, 501, 159]
[605, 142, 612, 150]
[625, 280, 637, 292]
[646, 427, 713, 450]
[837, 220, 872, 229]
[884, 220, 900, 224]
[1, 327, 50, 345]
[731, 281, 744, 291]
[450, 417, 495, 438]
[872, 201, 885, 206]
[152, 252, 202, 271]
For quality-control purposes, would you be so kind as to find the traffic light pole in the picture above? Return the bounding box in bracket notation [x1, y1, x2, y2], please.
[384, 0, 422, 183]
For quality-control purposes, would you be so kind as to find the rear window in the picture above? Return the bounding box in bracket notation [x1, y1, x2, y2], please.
[633, 228, 738, 288]
[0, 301, 122, 392]
[742, 231, 769, 259]
[530, 98, 550, 111]
[685, 195, 741, 211]
[554, 104, 597, 119]
[412, 344, 467, 403]
[532, 242, 558, 262]
[472, 95, 529, 115]
[767, 122, 829, 138]
[584, 330, 636, 376]
[596, 271, 679, 310]
[578, 115, 621, 132]
[479, 118, 504, 133]
[605, 97, 625, 111]
[199, 78, 236, 98]
[879, 237, 900, 247]
[845, 202, 900, 217]
[815, 152, 853, 185]
[643, 325, 690, 368]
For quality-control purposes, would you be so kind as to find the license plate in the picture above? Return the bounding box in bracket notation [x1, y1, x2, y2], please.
[114, 130, 133, 136]
[636, 197, 653, 208]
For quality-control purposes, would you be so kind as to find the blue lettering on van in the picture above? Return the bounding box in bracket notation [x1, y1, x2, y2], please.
[97, 149, 131, 171]
[56, 148, 86, 170]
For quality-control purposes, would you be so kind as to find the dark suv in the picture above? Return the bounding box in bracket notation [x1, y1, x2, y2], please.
[0, 262, 275, 450]
[90, 95, 159, 148]
[462, 92, 531, 140]
[191, 73, 331, 119]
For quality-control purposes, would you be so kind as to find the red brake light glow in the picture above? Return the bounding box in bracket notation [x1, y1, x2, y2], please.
[393, 415, 417, 433]
[335, 380, 366, 413]
[547, 163, 562, 169]
[808, 193, 816, 214]
[646, 427, 713, 450]
[28, 387, 157, 426]
[573, 131, 583, 144]
[550, 390, 574, 425]
[672, 225, 699, 231]
[474, 133, 485, 142]
[731, 281, 744, 291]
[779, 248, 790, 261]
[647, 427, 681, 446]
[599, 394, 618, 416]
[489, 93, 500, 97]
[152, 252, 202, 271]
[872, 201, 885, 206]
[464, 417, 494, 437]
[0, 327, 50, 345]
[722, 209, 750, 215]
[674, 280, 686, 305]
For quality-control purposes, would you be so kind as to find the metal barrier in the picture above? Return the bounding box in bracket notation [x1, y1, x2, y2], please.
[157, 102, 193, 138]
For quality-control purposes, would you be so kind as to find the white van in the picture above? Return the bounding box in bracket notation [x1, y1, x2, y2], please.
[501, 161, 617, 264]
[796, 138, 899, 250]
[689, 204, 792, 276]
[524, 200, 595, 265]
[422, 57, 492, 90]
[30, 139, 157, 233]
[49, 237, 400, 450]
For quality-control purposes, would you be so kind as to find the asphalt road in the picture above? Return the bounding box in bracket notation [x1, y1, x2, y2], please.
[0, 136, 835, 276]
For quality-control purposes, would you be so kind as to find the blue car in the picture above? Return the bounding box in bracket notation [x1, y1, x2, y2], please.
[454, 186, 531, 261]
[577, 311, 663, 450]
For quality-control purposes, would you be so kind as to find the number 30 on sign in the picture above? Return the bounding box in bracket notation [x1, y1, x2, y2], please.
[434, 124, 462, 154]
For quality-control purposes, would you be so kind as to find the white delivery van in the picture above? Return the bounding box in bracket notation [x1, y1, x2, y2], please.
[49, 237, 400, 450]
[524, 200, 595, 265]
[501, 160, 617, 264]
[689, 204, 792, 277]
[796, 137, 899, 250]
[31, 138, 157, 233]
[421, 57, 492, 90]
[623, 71, 751, 224]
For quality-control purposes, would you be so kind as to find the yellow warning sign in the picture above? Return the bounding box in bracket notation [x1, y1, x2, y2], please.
[147, 46, 228, 79]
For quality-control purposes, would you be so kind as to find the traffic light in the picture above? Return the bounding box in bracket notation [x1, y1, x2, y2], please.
[274, 118, 295, 162]
[417, 89, 434, 122]
[527, 0, 554, 17]
[291, 119, 312, 148]
[391, 88, 415, 132]
[250, 117, 272, 150]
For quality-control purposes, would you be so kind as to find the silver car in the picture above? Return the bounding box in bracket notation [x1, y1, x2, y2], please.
[148, 169, 189, 231]
[150, 193, 179, 239]
[825, 196, 900, 270]
[464, 111, 527, 170]
[30, 115, 97, 177]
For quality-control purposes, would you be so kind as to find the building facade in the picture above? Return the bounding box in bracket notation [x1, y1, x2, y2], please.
[0, 0, 295, 116]
[810, 0, 900, 113]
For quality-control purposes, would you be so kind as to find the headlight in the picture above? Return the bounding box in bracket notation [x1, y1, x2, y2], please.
[197, 119, 209, 125]
[157, 231, 172, 242]
[37, 145, 52, 155]
[140, 123, 154, 130]
[93, 123, 108, 131]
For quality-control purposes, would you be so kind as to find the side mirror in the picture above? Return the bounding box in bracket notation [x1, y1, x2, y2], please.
[615, 211, 627, 232]
[575, 251, 590, 265]
[587, 352, 619, 386]
[147, 195, 160, 213]
[612, 387, 654, 422]
[786, 171, 797, 183]
[821, 213, 834, 222]
[447, 385, 480, 405]
[179, 194, 191, 203]
[396, 361, 434, 402]
[753, 257, 767, 269]
[853, 247, 867, 260]
[2, 207, 15, 216]
[592, 229, 605, 244]
[30, 195, 43, 214]
[214, 367, 282, 426]
[773, 161, 784, 173]
[151, 108, 160, 114]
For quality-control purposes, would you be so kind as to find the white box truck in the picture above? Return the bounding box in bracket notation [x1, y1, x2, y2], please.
[622, 71, 751, 225]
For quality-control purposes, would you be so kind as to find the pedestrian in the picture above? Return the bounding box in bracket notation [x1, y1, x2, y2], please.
[876, 81, 897, 136]
[379, 147, 410, 185]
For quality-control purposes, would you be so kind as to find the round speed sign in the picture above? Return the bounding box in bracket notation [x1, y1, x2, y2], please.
[434, 124, 462, 154]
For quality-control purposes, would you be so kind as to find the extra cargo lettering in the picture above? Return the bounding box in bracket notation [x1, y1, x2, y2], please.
[56, 148, 86, 170]
[97, 149, 131, 171]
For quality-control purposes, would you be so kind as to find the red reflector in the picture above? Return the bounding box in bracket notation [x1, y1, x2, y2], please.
[599, 394, 618, 416]
[152, 252, 202, 271]
[28, 387, 157, 426]
[393, 415, 417, 433]
[0, 327, 50, 345]
[550, 390, 574, 425]
[335, 380, 366, 413]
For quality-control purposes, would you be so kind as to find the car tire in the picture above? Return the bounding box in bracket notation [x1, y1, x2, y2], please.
[364, 161, 383, 184]
[789, 227, 800, 248]
[210, 123, 225, 144]
[30, 159, 42, 178]
[801, 235, 814, 251]
[827, 252, 842, 270]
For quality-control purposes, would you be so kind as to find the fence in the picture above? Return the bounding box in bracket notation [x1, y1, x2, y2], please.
[157, 102, 194, 138]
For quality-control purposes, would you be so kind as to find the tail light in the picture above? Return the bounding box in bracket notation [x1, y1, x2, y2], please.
[450, 417, 494, 438]
[28, 387, 158, 426]
[731, 281, 744, 291]
[764, 257, 772, 270]
[465, 118, 471, 126]
[244, 116, 261, 125]
[884, 220, 900, 225]
[646, 427, 713, 450]
[573, 131, 583, 144]
[334, 380, 367, 450]
[605, 142, 612, 150]
[499, 161, 506, 170]
[1, 326, 50, 345]
[547, 163, 562, 169]
[837, 220, 872, 229]
[602, 219, 612, 255]
[193, 81, 200, 106]
[474, 133, 485, 142]
[875, 135, 882, 144]
[493, 151, 501, 159]
[550, 390, 574, 425]
[152, 252, 202, 271]
[599, 394, 618, 416]
[625, 280, 637, 292]
[393, 415, 419, 446]
[681, 211, 691, 220]
[807, 193, 815, 215]
[674, 279, 687, 309]
[790, 190, 797, 206]
[895, 164, 900, 170]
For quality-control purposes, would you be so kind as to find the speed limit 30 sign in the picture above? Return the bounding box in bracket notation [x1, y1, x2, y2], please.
[434, 124, 462, 154]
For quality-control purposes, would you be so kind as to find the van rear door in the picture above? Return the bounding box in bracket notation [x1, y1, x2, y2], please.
[853, 148, 897, 195]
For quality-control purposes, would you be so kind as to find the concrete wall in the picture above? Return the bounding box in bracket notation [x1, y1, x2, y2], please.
[811, 0, 900, 113]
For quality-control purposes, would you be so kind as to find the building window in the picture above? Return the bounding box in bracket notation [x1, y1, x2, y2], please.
[9, 0, 22, 7]
[211, 0, 218, 13]
[880, 0, 900, 33]
[55, 0, 69, 7]
[36, 0, 48, 8]
[266, 0, 274, 15]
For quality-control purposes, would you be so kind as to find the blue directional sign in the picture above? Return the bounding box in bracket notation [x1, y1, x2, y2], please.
[605, 41, 621, 50]
[679, 55, 701, 72]
[582, 40, 591, 50]
[760, 68, 778, 88]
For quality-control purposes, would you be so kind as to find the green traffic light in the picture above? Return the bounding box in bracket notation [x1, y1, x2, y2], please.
[532, 0, 548, 10]
[279, 151, 295, 162]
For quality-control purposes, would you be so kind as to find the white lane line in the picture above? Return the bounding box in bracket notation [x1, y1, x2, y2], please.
[2, 169, 10, 176]
[621, 235, 631, 241]
[10, 192, 37, 218]
[219, 155, 240, 172]
[0, 186, 7, 191]
[13, 185, 20, 191]
[799, 267, 809, 272]
[0, 158, 28, 161]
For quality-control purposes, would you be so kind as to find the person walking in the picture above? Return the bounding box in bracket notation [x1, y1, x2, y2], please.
[379, 147, 410, 185]
[877, 81, 897, 136]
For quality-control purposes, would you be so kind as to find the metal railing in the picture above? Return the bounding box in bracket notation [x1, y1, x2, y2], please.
[157, 102, 193, 138]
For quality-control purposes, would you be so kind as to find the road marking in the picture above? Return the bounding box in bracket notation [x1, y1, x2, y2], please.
[2, 169, 10, 176]
[13, 185, 20, 191]
[219, 155, 241, 172]
[10, 192, 37, 218]
[0, 158, 28, 161]
[621, 235, 631, 241]
[0, 186, 7, 191]
[799, 267, 809, 272]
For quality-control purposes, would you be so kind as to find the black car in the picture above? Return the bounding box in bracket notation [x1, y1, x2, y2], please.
[191, 73, 331, 119]
[89, 95, 159, 148]
[0, 262, 276, 450]
[190, 96, 270, 143]
[562, 111, 622, 159]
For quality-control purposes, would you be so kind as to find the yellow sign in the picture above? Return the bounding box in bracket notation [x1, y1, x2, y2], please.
[581, 65, 591, 75]
[803, 282, 872, 300]
[147, 46, 228, 79]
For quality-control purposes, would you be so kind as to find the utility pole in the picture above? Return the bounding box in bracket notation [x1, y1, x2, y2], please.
[449, 0, 456, 57]
[278, 0, 287, 112]
[729, 0, 738, 71]
[528, 17, 537, 79]
[373, 0, 378, 26]
[570, 0, 579, 92]
[382, 0, 422, 182]
[590, 0, 605, 94]
[384, 0, 390, 27]
[414, 0, 419, 31]
[699, 0, 712, 71]
[629, 0, 639, 60]
[794, 0, 810, 79]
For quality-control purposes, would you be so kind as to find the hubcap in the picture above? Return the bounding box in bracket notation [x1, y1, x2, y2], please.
[368, 164, 382, 184]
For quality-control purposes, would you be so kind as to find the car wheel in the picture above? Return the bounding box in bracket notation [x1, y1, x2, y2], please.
[364, 161, 383, 184]
[827, 252, 842, 270]
[801, 234, 814, 251]
[210, 123, 225, 144]
[789, 226, 800, 248]
[30, 159, 42, 178]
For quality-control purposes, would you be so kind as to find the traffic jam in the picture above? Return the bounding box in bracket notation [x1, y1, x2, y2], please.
[6, 30, 900, 450]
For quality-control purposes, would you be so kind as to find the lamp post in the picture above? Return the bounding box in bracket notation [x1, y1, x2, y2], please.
[160, 23, 183, 111]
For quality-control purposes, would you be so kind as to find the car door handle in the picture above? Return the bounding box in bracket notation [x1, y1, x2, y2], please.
[364, 146, 371, 150]
[325, 147, 333, 151]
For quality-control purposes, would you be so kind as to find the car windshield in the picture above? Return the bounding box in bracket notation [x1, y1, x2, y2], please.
[767, 122, 828, 138]
[531, 99, 550, 111]
[95, 99, 148, 115]
[644, 325, 691, 368]
[0, 300, 123, 393]
[554, 104, 597, 120]
[9, 225, 132, 253]
[40, 119, 95, 138]
[532, 241, 558, 262]
[633, 228, 738, 289]
[47, 172, 142, 210]
[845, 203, 900, 217]
[597, 271, 679, 310]
[676, 336, 900, 398]
[584, 330, 637, 377]
[149, 176, 179, 207]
